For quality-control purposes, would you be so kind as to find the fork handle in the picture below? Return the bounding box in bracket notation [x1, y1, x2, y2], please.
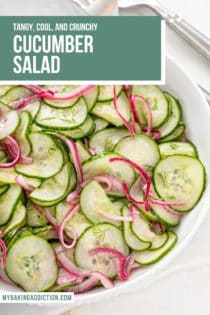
[152, 4, 210, 60]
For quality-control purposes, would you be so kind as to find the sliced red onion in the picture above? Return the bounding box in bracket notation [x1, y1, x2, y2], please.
[55, 246, 114, 290]
[113, 86, 134, 136]
[89, 247, 129, 281]
[49, 134, 83, 184]
[4, 138, 32, 165]
[129, 205, 139, 220]
[132, 95, 153, 136]
[123, 85, 130, 93]
[0, 239, 7, 268]
[33, 204, 44, 216]
[150, 199, 185, 208]
[67, 190, 80, 205]
[162, 205, 183, 217]
[57, 268, 80, 285]
[19, 156, 33, 164]
[58, 204, 79, 249]
[45, 208, 59, 230]
[129, 95, 142, 127]
[0, 136, 20, 168]
[109, 157, 151, 205]
[55, 245, 86, 277]
[66, 276, 99, 294]
[82, 175, 124, 196]
[122, 183, 146, 206]
[97, 209, 133, 222]
[151, 221, 165, 234]
[15, 175, 34, 192]
[86, 271, 114, 289]
[11, 94, 39, 110]
[83, 138, 96, 155]
[82, 175, 113, 192]
[125, 254, 136, 275]
[45, 209, 76, 246]
[27, 85, 96, 101]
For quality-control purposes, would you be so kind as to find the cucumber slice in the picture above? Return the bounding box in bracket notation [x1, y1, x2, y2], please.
[0, 150, 7, 162]
[36, 98, 87, 130]
[6, 235, 58, 291]
[97, 85, 122, 102]
[0, 184, 9, 196]
[56, 201, 91, 238]
[91, 92, 131, 127]
[159, 92, 181, 139]
[1, 86, 32, 105]
[132, 85, 169, 128]
[84, 86, 99, 111]
[159, 124, 185, 143]
[23, 176, 42, 189]
[43, 85, 79, 108]
[0, 167, 17, 184]
[74, 223, 128, 277]
[83, 154, 135, 188]
[89, 128, 129, 155]
[30, 123, 42, 132]
[130, 179, 158, 221]
[93, 117, 109, 133]
[150, 232, 168, 250]
[0, 104, 19, 140]
[3, 201, 26, 236]
[134, 231, 177, 265]
[26, 202, 47, 227]
[75, 140, 91, 163]
[80, 180, 122, 226]
[122, 205, 150, 250]
[151, 203, 181, 227]
[58, 115, 94, 139]
[24, 101, 41, 120]
[29, 163, 71, 206]
[0, 86, 13, 98]
[16, 133, 64, 179]
[153, 155, 206, 211]
[115, 135, 160, 171]
[131, 210, 155, 243]
[15, 111, 32, 156]
[159, 142, 197, 158]
[0, 184, 22, 225]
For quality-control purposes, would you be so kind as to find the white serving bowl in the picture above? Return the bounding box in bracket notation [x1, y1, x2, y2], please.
[1, 56, 210, 311]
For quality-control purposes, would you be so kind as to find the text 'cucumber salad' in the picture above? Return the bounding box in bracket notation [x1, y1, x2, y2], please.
[0, 84, 206, 293]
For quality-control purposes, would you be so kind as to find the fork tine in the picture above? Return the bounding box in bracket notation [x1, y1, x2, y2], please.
[72, 0, 87, 10]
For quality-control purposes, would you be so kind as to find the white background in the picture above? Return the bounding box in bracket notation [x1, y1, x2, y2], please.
[0, 1, 210, 314]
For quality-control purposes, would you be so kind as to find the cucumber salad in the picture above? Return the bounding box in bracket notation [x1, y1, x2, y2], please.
[0, 85, 206, 293]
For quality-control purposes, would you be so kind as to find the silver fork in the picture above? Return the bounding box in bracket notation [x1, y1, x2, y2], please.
[119, 0, 210, 60]
[72, 0, 119, 16]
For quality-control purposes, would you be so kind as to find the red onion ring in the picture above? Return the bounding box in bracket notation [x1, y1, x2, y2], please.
[132, 95, 153, 136]
[89, 247, 129, 281]
[0, 136, 20, 168]
[97, 209, 133, 222]
[109, 157, 151, 206]
[58, 204, 79, 249]
[113, 86, 134, 137]
[15, 175, 34, 192]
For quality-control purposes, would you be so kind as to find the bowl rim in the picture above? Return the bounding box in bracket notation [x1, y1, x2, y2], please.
[0, 55, 210, 310]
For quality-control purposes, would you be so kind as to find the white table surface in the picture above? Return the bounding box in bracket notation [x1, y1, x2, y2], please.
[0, 1, 210, 314]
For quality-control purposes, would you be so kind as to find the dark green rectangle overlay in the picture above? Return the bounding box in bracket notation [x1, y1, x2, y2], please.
[0, 16, 162, 81]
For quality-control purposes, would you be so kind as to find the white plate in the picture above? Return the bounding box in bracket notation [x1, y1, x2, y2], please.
[1, 56, 210, 311]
